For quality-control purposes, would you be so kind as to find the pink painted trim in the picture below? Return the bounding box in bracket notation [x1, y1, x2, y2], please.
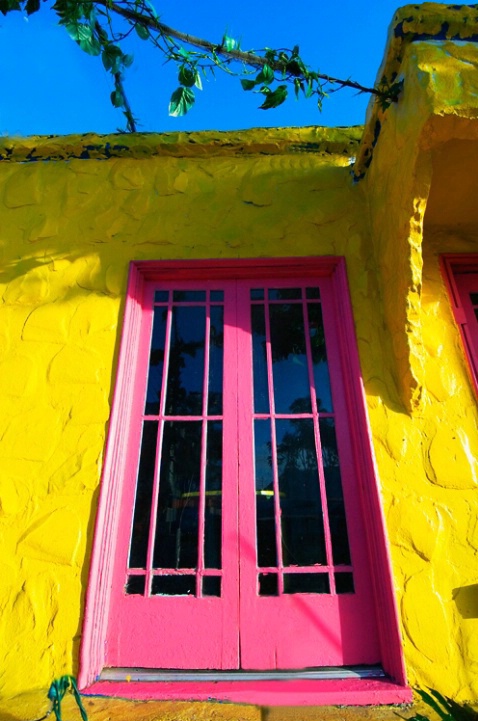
[329, 260, 407, 685]
[84, 678, 412, 706]
[79, 264, 146, 689]
[441, 255, 478, 397]
[79, 257, 409, 698]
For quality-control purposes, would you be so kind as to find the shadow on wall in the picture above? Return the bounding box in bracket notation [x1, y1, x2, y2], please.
[453, 584, 478, 619]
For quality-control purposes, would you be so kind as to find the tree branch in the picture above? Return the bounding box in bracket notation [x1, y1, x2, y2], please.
[93, 0, 388, 99]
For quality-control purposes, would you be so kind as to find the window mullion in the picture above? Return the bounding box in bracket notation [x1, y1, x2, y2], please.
[302, 295, 335, 592]
[196, 294, 212, 590]
[144, 295, 173, 593]
[263, 292, 285, 593]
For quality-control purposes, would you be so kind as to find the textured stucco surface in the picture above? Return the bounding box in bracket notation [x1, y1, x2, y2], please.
[3, 6, 478, 718]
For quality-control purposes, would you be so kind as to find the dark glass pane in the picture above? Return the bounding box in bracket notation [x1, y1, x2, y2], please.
[251, 304, 270, 414]
[152, 575, 196, 595]
[202, 576, 221, 596]
[208, 305, 224, 415]
[276, 419, 326, 566]
[319, 418, 351, 565]
[144, 307, 167, 415]
[335, 572, 355, 594]
[268, 288, 301, 300]
[306, 287, 321, 299]
[254, 420, 278, 567]
[154, 290, 168, 303]
[284, 573, 330, 594]
[204, 422, 222, 569]
[210, 290, 224, 302]
[270, 303, 311, 414]
[259, 573, 279, 596]
[250, 288, 264, 300]
[165, 306, 205, 415]
[307, 303, 333, 413]
[153, 421, 202, 569]
[475, 309, 478, 322]
[128, 421, 158, 568]
[173, 290, 206, 302]
[470, 292, 478, 305]
[125, 575, 146, 595]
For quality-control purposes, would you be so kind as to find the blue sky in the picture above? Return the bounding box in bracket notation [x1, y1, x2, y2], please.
[0, 2, 471, 136]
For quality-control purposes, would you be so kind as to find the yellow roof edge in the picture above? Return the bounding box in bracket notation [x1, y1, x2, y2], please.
[0, 126, 363, 163]
[354, 2, 478, 179]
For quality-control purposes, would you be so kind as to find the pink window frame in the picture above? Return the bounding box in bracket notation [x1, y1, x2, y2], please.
[78, 257, 410, 706]
[441, 255, 478, 396]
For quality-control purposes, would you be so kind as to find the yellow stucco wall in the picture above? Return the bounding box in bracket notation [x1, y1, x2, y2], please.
[3, 6, 478, 718]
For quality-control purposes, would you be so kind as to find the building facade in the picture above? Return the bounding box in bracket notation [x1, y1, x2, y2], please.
[2, 3, 478, 718]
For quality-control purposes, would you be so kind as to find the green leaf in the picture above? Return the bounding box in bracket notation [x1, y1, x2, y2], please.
[168, 86, 195, 117]
[0, 0, 20, 13]
[222, 35, 238, 51]
[259, 84, 288, 110]
[135, 22, 149, 40]
[65, 22, 101, 55]
[305, 78, 314, 98]
[102, 45, 123, 73]
[25, 0, 40, 14]
[144, 0, 158, 18]
[194, 71, 202, 90]
[240, 78, 256, 91]
[256, 64, 274, 85]
[178, 65, 196, 87]
[123, 53, 134, 68]
[293, 77, 303, 100]
[110, 89, 124, 108]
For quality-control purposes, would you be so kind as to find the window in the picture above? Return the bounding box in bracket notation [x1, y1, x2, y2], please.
[442, 256, 478, 394]
[79, 258, 409, 705]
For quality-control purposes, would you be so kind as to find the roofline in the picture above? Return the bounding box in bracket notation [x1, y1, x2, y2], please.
[354, 2, 478, 180]
[0, 126, 362, 163]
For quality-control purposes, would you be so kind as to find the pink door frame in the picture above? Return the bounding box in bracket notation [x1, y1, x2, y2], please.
[78, 257, 409, 705]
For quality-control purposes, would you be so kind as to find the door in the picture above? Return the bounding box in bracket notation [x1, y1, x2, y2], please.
[105, 276, 380, 670]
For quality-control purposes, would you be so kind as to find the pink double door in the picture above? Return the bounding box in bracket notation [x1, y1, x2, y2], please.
[106, 278, 380, 671]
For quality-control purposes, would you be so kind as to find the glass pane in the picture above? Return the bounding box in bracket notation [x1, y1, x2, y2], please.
[320, 418, 351, 565]
[268, 288, 302, 300]
[308, 303, 333, 413]
[284, 573, 330, 594]
[250, 289, 264, 300]
[306, 287, 321, 299]
[128, 421, 158, 568]
[335, 572, 355, 594]
[144, 307, 167, 415]
[125, 575, 146, 595]
[208, 305, 224, 415]
[210, 290, 224, 302]
[470, 292, 478, 305]
[259, 573, 279, 596]
[202, 576, 221, 596]
[276, 419, 326, 566]
[153, 421, 202, 569]
[173, 290, 206, 302]
[152, 575, 196, 596]
[251, 304, 269, 414]
[270, 303, 311, 414]
[204, 421, 222, 569]
[165, 305, 205, 415]
[254, 420, 278, 567]
[154, 290, 168, 303]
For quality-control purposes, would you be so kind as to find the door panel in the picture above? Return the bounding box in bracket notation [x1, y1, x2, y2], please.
[237, 280, 380, 669]
[107, 282, 240, 669]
